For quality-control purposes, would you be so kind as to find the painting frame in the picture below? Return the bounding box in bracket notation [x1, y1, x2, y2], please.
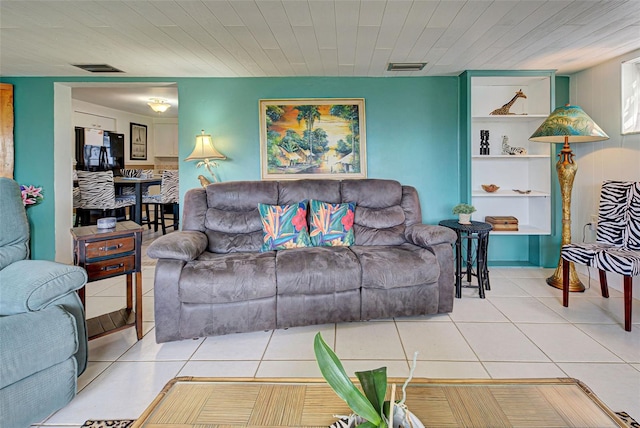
[129, 122, 147, 160]
[259, 98, 366, 180]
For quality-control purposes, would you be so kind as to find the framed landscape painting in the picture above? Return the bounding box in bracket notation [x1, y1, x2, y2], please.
[259, 98, 366, 180]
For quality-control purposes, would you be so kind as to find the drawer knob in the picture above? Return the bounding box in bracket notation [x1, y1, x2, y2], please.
[102, 263, 124, 272]
[100, 243, 123, 252]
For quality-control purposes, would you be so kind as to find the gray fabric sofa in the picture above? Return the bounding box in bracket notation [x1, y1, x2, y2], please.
[147, 179, 456, 343]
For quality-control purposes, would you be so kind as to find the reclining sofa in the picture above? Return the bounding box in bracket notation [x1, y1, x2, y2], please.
[148, 179, 456, 343]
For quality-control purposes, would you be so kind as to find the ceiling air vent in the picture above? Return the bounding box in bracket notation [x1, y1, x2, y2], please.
[72, 64, 124, 73]
[387, 62, 427, 72]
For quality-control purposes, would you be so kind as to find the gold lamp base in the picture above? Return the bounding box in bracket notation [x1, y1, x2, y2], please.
[546, 259, 585, 292]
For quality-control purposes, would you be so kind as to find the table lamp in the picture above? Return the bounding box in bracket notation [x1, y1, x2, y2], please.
[529, 105, 609, 291]
[185, 130, 226, 187]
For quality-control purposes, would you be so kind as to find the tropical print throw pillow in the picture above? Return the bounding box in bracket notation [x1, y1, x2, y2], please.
[258, 201, 311, 252]
[309, 200, 356, 247]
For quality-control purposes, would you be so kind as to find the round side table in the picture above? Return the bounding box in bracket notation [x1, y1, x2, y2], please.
[439, 219, 493, 298]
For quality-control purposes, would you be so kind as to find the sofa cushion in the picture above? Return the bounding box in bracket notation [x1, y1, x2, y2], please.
[278, 179, 342, 204]
[179, 252, 276, 304]
[350, 243, 440, 289]
[309, 200, 355, 247]
[258, 201, 311, 251]
[204, 181, 278, 253]
[0, 305, 78, 389]
[341, 179, 407, 245]
[276, 246, 361, 295]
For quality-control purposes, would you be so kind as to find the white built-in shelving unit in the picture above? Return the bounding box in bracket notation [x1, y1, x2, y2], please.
[470, 75, 552, 235]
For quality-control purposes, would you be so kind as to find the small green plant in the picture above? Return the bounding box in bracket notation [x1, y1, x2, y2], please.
[314, 332, 387, 428]
[452, 203, 476, 215]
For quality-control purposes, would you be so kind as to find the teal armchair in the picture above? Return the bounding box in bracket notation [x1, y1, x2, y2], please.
[0, 178, 88, 427]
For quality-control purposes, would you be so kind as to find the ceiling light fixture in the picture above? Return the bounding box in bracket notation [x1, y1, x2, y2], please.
[147, 98, 171, 113]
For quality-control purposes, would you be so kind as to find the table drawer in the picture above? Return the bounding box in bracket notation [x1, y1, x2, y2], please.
[85, 255, 135, 280]
[85, 236, 135, 259]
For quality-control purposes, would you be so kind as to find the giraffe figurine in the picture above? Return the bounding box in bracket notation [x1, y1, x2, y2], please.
[490, 89, 527, 115]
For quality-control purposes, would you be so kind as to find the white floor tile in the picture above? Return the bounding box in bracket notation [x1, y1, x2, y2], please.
[88, 328, 138, 362]
[510, 278, 563, 297]
[587, 297, 640, 328]
[335, 322, 405, 360]
[178, 360, 260, 377]
[448, 298, 509, 322]
[633, 364, 640, 372]
[118, 333, 203, 361]
[537, 296, 619, 324]
[397, 322, 477, 361]
[263, 324, 335, 360]
[489, 297, 568, 323]
[497, 268, 553, 279]
[45, 361, 184, 424]
[483, 276, 530, 297]
[576, 324, 640, 363]
[457, 323, 550, 362]
[142, 295, 154, 322]
[411, 361, 490, 379]
[77, 361, 112, 391]
[256, 360, 323, 378]
[517, 323, 622, 363]
[482, 362, 566, 378]
[191, 330, 272, 360]
[558, 363, 640, 421]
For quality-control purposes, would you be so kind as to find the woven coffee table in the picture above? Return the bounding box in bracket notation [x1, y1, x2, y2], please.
[132, 377, 625, 427]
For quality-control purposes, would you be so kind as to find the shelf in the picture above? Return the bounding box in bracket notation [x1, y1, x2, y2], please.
[472, 114, 548, 120]
[489, 225, 550, 235]
[472, 190, 549, 197]
[472, 155, 550, 159]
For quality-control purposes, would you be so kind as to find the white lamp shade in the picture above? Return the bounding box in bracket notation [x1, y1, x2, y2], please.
[185, 130, 226, 161]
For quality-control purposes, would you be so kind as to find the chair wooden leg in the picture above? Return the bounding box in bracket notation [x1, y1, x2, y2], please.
[144, 204, 152, 229]
[562, 258, 570, 307]
[160, 204, 167, 235]
[598, 269, 609, 298]
[624, 276, 632, 332]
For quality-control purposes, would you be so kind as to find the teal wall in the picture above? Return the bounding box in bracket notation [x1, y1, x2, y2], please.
[1, 76, 460, 260]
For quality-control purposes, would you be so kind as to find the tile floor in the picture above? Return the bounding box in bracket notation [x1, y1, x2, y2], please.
[32, 233, 640, 426]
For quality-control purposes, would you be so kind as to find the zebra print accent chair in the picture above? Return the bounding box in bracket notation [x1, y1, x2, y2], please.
[76, 170, 136, 223]
[560, 180, 639, 331]
[142, 170, 179, 234]
[119, 169, 153, 197]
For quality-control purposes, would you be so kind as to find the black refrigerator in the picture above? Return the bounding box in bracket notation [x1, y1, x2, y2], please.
[75, 127, 125, 173]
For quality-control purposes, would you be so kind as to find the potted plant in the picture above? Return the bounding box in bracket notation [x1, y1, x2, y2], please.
[314, 333, 424, 428]
[452, 203, 475, 224]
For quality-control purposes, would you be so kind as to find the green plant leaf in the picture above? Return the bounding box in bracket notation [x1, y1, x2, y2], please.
[355, 367, 387, 414]
[314, 333, 382, 425]
[356, 421, 382, 428]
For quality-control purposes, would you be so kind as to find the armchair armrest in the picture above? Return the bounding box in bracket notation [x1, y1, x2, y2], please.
[147, 231, 208, 262]
[405, 224, 457, 247]
[0, 260, 87, 315]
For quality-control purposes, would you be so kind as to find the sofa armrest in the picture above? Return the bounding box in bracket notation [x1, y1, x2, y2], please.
[0, 260, 87, 316]
[405, 224, 457, 247]
[147, 231, 208, 262]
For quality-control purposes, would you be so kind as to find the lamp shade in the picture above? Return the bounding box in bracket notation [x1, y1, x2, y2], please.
[529, 105, 609, 143]
[147, 99, 171, 113]
[185, 130, 226, 161]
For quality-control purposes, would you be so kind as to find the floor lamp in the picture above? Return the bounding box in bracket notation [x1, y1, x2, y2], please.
[529, 105, 609, 291]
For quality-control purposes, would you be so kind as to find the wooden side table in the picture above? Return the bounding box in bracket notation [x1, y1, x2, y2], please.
[71, 221, 143, 340]
[439, 219, 493, 299]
